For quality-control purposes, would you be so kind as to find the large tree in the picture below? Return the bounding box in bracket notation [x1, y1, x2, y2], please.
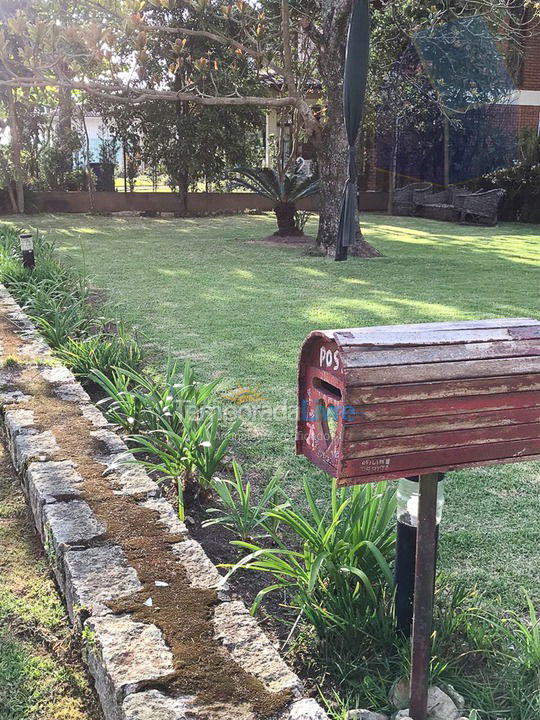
[0, 0, 537, 250]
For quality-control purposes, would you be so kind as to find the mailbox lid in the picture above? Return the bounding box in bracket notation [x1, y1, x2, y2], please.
[298, 319, 540, 484]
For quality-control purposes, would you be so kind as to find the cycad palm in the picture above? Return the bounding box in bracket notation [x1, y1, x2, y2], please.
[227, 166, 319, 236]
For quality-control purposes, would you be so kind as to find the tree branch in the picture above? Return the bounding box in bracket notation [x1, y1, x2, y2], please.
[0, 75, 297, 108]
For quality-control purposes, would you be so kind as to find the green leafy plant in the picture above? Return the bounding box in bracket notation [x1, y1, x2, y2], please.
[28, 296, 92, 348]
[90, 367, 148, 432]
[91, 358, 220, 434]
[226, 164, 319, 236]
[129, 410, 240, 519]
[225, 479, 396, 638]
[120, 359, 219, 433]
[54, 324, 143, 380]
[191, 411, 240, 487]
[129, 423, 196, 521]
[204, 460, 281, 541]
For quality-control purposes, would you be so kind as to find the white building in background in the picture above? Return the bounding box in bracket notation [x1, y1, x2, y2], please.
[78, 112, 121, 163]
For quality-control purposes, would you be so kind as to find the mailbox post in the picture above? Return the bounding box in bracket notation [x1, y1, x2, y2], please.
[297, 318, 540, 720]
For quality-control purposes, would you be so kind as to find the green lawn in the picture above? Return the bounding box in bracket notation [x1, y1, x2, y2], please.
[4, 211, 540, 611]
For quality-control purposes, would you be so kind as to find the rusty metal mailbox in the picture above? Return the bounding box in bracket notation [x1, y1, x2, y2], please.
[296, 318, 540, 484]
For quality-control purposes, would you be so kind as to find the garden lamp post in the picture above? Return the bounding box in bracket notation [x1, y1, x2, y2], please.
[395, 474, 446, 637]
[335, 0, 370, 261]
[19, 232, 35, 270]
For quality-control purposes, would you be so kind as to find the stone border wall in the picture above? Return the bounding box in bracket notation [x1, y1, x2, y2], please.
[0, 283, 328, 720]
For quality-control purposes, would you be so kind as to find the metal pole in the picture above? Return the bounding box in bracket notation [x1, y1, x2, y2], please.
[409, 472, 439, 720]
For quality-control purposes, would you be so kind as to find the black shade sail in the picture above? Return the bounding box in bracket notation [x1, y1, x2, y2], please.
[335, 0, 370, 261]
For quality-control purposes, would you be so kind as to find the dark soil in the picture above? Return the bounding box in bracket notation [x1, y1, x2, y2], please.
[186, 500, 296, 647]
[253, 234, 316, 247]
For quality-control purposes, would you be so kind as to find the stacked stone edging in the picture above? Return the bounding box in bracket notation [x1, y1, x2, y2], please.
[0, 284, 328, 720]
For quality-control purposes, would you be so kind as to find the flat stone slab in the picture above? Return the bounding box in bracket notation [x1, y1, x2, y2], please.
[122, 690, 255, 720]
[81, 403, 110, 428]
[92, 428, 130, 461]
[4, 408, 35, 435]
[86, 614, 174, 720]
[64, 545, 142, 621]
[213, 601, 301, 695]
[172, 538, 225, 593]
[41, 499, 106, 551]
[26, 460, 84, 506]
[287, 699, 332, 720]
[107, 465, 160, 499]
[12, 429, 59, 471]
[141, 497, 187, 536]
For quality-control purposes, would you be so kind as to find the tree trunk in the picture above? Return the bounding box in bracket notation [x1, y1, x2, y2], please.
[312, 1, 380, 258]
[6, 183, 18, 214]
[7, 89, 24, 214]
[274, 202, 299, 235]
[176, 173, 189, 216]
[315, 86, 380, 257]
[80, 108, 95, 213]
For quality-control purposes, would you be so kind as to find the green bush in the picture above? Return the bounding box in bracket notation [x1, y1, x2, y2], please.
[226, 479, 396, 639]
[90, 359, 221, 433]
[478, 129, 540, 222]
[204, 460, 282, 541]
[129, 410, 240, 520]
[54, 324, 143, 380]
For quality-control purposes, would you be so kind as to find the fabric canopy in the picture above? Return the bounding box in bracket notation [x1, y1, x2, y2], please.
[335, 0, 370, 261]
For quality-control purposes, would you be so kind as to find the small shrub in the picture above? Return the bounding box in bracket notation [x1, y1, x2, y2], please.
[129, 423, 196, 521]
[120, 359, 220, 434]
[129, 410, 240, 520]
[91, 359, 221, 433]
[28, 298, 93, 348]
[204, 460, 281, 541]
[226, 479, 396, 638]
[91, 368, 148, 432]
[55, 325, 143, 380]
[191, 411, 240, 488]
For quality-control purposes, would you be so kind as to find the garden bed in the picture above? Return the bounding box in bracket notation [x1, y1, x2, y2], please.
[0, 284, 327, 720]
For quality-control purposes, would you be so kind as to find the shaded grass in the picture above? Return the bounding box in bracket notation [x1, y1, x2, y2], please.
[0, 444, 100, 720]
[3, 211, 540, 611]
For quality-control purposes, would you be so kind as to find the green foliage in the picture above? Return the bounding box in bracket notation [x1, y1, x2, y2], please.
[0, 228, 86, 308]
[478, 130, 540, 222]
[54, 325, 143, 380]
[129, 410, 239, 520]
[227, 479, 396, 638]
[227, 165, 319, 206]
[37, 130, 85, 191]
[91, 359, 220, 434]
[204, 460, 281, 541]
[191, 411, 240, 486]
[90, 367, 148, 432]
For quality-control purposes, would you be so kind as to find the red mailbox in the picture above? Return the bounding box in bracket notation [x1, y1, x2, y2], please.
[297, 318, 540, 485]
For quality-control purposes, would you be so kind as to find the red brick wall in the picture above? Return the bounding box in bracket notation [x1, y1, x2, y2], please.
[521, 19, 540, 91]
[518, 105, 540, 132]
[22, 190, 389, 215]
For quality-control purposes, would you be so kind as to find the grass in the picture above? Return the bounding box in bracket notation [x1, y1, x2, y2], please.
[3, 210, 540, 612]
[0, 444, 100, 720]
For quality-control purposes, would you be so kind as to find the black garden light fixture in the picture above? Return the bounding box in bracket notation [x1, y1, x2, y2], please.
[19, 231, 35, 270]
[335, 0, 370, 262]
[395, 474, 446, 637]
